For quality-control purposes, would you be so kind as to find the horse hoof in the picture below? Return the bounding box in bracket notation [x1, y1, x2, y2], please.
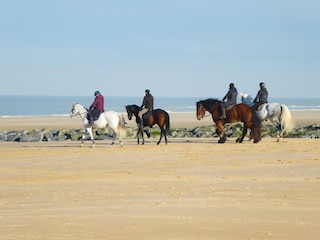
[236, 139, 243, 143]
[91, 145, 95, 148]
[253, 139, 261, 143]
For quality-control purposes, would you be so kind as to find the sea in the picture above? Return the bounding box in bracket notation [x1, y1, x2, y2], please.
[0, 95, 320, 117]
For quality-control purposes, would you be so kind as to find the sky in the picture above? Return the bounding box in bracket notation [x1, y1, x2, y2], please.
[0, 0, 319, 98]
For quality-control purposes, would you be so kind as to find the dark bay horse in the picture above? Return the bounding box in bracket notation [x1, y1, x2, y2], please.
[196, 98, 255, 143]
[125, 104, 171, 145]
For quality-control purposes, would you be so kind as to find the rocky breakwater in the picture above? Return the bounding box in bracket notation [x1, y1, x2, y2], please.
[1, 123, 320, 142]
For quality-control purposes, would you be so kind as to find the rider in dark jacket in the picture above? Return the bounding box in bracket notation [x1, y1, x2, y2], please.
[138, 89, 154, 128]
[253, 82, 268, 110]
[88, 91, 104, 126]
[219, 83, 238, 119]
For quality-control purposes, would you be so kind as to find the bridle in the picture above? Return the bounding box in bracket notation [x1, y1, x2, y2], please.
[70, 105, 88, 118]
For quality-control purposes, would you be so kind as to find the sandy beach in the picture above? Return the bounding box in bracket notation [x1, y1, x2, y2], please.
[1, 111, 320, 239]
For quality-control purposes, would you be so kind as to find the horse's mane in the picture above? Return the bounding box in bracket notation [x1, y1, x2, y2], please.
[73, 103, 89, 111]
[198, 98, 220, 105]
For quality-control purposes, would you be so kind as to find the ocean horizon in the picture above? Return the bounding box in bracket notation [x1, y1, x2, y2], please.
[1, 95, 320, 117]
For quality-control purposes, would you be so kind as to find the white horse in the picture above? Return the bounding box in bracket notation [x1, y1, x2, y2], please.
[70, 103, 126, 147]
[241, 93, 294, 142]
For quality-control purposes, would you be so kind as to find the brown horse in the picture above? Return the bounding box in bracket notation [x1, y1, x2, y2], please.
[196, 98, 255, 143]
[125, 104, 171, 145]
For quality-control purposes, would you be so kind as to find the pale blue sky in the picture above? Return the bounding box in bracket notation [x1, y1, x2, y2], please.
[0, 0, 319, 98]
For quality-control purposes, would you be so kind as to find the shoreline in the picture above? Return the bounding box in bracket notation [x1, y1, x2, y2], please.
[0, 110, 319, 131]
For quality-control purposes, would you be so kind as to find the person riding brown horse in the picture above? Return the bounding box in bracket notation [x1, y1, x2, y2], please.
[138, 89, 154, 128]
[126, 104, 170, 145]
[219, 83, 238, 119]
[196, 98, 256, 143]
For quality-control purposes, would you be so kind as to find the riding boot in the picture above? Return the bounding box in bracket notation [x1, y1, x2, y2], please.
[88, 114, 94, 126]
[219, 107, 226, 119]
[138, 117, 144, 128]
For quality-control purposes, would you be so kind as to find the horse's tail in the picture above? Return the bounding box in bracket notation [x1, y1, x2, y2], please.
[118, 113, 127, 139]
[165, 112, 171, 135]
[280, 104, 294, 133]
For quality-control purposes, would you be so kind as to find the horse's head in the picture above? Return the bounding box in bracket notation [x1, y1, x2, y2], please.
[196, 101, 206, 120]
[196, 99, 220, 120]
[70, 103, 86, 118]
[125, 105, 140, 120]
[125, 105, 133, 120]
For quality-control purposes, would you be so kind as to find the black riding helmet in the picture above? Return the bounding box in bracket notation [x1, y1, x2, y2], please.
[94, 91, 100, 96]
[259, 82, 265, 88]
[229, 83, 234, 88]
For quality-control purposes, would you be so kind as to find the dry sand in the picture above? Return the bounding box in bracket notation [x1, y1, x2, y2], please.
[0, 111, 320, 239]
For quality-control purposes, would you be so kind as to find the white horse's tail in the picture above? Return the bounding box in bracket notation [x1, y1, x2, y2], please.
[280, 104, 294, 133]
[117, 113, 127, 139]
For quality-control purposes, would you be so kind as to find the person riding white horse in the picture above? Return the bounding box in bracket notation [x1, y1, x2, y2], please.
[253, 82, 268, 110]
[70, 103, 126, 147]
[241, 89, 294, 142]
[88, 91, 104, 126]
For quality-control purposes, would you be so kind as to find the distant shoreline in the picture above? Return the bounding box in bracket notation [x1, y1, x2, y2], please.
[1, 109, 320, 119]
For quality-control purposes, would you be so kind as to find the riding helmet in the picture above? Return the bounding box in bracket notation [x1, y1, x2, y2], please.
[145, 89, 150, 94]
[94, 91, 100, 96]
[229, 83, 234, 88]
[259, 82, 265, 88]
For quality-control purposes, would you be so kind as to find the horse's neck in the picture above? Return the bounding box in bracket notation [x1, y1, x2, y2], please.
[209, 102, 219, 112]
[77, 106, 88, 119]
[133, 106, 140, 117]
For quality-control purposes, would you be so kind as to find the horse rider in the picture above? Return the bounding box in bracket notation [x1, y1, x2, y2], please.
[138, 89, 154, 128]
[253, 82, 268, 110]
[88, 90, 104, 126]
[219, 83, 238, 119]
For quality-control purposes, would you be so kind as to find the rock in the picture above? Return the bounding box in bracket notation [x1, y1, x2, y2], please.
[0, 131, 7, 142]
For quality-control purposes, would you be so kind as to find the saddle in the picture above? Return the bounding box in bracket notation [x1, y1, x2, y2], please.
[225, 104, 235, 111]
[142, 110, 152, 120]
[87, 109, 101, 122]
[256, 102, 267, 111]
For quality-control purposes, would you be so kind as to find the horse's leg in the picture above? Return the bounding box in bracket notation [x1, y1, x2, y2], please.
[276, 125, 282, 142]
[252, 123, 262, 143]
[136, 127, 144, 144]
[109, 130, 116, 147]
[141, 127, 145, 145]
[86, 128, 95, 148]
[80, 133, 85, 147]
[216, 122, 226, 143]
[236, 125, 247, 143]
[164, 129, 168, 144]
[118, 129, 123, 147]
[156, 128, 164, 145]
[136, 129, 140, 144]
[272, 120, 282, 142]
